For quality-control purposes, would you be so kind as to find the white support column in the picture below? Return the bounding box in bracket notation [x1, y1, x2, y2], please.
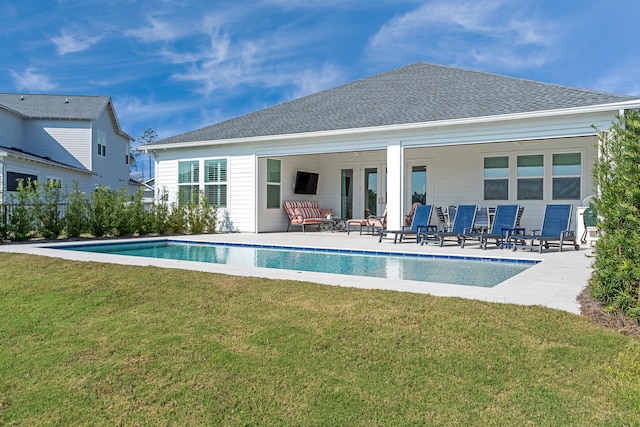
[386, 142, 404, 230]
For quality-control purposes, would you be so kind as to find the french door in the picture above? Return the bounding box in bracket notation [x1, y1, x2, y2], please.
[340, 164, 386, 219]
[405, 160, 432, 209]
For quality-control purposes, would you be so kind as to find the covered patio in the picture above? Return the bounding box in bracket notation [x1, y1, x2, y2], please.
[256, 134, 598, 234]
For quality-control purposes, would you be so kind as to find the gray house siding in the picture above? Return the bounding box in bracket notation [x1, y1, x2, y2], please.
[23, 119, 91, 170]
[0, 109, 24, 150]
[2, 156, 93, 195]
[0, 93, 133, 202]
[91, 107, 131, 190]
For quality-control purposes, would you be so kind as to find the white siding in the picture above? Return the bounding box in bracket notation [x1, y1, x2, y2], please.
[0, 109, 24, 149]
[402, 136, 596, 231]
[153, 109, 613, 233]
[91, 108, 131, 191]
[23, 119, 91, 169]
[227, 155, 255, 232]
[155, 147, 257, 232]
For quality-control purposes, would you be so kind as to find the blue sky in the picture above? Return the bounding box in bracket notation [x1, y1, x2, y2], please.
[2, 0, 639, 153]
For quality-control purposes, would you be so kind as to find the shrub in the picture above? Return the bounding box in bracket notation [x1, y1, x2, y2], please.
[36, 180, 64, 239]
[8, 179, 38, 241]
[127, 188, 151, 235]
[1, 183, 218, 241]
[89, 186, 130, 237]
[183, 191, 218, 234]
[166, 200, 186, 234]
[65, 181, 89, 238]
[590, 111, 640, 318]
[145, 191, 168, 235]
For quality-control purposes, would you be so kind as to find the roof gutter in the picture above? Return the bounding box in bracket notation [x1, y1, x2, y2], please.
[140, 100, 640, 151]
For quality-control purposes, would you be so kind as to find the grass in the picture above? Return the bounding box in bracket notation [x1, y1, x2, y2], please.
[1, 252, 639, 426]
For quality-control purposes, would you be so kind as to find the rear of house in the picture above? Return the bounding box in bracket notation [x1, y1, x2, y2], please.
[142, 63, 640, 234]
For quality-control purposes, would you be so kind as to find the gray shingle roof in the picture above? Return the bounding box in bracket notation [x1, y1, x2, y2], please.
[155, 62, 639, 145]
[0, 93, 110, 120]
[0, 93, 133, 139]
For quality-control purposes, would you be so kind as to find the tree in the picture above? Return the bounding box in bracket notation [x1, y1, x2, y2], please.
[589, 110, 640, 318]
[131, 128, 157, 181]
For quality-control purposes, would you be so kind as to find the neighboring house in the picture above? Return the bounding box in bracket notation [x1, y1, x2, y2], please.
[141, 62, 640, 233]
[0, 93, 133, 202]
[140, 177, 156, 203]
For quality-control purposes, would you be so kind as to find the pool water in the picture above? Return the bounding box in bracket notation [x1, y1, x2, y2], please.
[56, 240, 537, 288]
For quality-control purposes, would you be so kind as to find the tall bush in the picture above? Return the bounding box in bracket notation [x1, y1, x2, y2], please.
[149, 192, 170, 235]
[166, 200, 186, 234]
[590, 111, 640, 318]
[89, 186, 130, 237]
[8, 179, 38, 241]
[36, 180, 64, 239]
[65, 181, 89, 238]
[127, 188, 154, 236]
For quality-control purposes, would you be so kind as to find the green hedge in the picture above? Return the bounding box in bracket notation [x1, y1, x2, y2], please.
[590, 110, 640, 318]
[0, 181, 217, 241]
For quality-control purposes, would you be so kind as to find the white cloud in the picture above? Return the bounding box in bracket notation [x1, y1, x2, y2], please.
[289, 64, 343, 99]
[367, 0, 557, 69]
[51, 30, 103, 55]
[115, 95, 195, 121]
[168, 26, 264, 95]
[166, 14, 347, 100]
[125, 15, 190, 43]
[9, 67, 56, 91]
[593, 67, 640, 97]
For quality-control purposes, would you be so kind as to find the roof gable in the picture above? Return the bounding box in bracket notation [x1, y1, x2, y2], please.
[0, 93, 132, 140]
[155, 62, 639, 145]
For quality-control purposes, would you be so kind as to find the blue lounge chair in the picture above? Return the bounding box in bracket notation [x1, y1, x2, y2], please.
[512, 204, 579, 252]
[378, 205, 435, 243]
[420, 205, 477, 247]
[460, 205, 519, 249]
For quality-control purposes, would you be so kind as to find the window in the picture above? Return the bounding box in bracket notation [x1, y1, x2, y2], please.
[266, 159, 281, 209]
[204, 159, 227, 208]
[178, 160, 199, 204]
[6, 171, 38, 191]
[483, 156, 509, 200]
[517, 154, 544, 200]
[552, 153, 581, 200]
[46, 177, 63, 189]
[97, 131, 107, 157]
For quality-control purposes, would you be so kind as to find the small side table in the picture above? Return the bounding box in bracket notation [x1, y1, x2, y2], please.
[320, 217, 347, 232]
[320, 218, 335, 232]
[501, 227, 525, 249]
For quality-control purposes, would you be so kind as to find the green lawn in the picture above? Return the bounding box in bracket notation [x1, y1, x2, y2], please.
[1, 252, 639, 426]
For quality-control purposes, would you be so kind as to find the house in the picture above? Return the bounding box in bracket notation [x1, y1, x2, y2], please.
[0, 93, 133, 202]
[140, 62, 640, 233]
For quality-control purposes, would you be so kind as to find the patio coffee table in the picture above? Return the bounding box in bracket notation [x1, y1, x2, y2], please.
[320, 218, 347, 232]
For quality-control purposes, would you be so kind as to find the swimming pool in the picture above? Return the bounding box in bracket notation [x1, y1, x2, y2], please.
[56, 240, 537, 288]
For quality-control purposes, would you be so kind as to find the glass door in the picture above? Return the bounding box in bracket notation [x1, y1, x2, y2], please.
[364, 165, 386, 217]
[340, 168, 353, 219]
[410, 165, 427, 205]
[405, 160, 432, 216]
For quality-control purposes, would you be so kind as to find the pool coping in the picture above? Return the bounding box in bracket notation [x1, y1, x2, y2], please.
[0, 232, 594, 315]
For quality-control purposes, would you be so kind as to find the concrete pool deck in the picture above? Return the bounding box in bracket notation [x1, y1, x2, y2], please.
[0, 232, 594, 315]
